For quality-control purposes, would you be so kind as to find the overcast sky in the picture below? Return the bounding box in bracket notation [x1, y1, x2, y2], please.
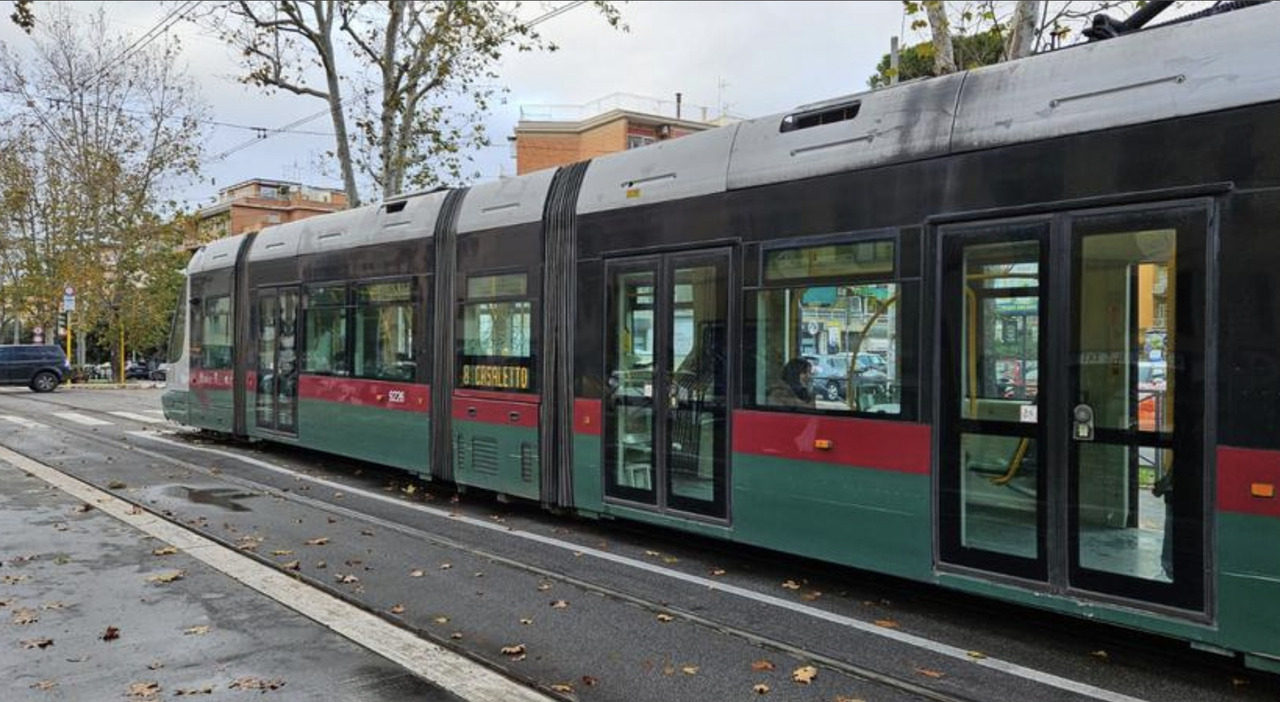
[0, 2, 914, 209]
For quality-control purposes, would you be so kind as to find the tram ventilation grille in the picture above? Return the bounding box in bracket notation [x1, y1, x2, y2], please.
[471, 436, 500, 476]
[454, 432, 466, 472]
[520, 442, 536, 483]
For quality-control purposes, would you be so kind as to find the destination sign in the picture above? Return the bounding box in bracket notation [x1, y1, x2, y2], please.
[460, 359, 533, 391]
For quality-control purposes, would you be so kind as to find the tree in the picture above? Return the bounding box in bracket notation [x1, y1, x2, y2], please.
[0, 6, 205, 366]
[885, 1, 1142, 85]
[868, 31, 1004, 88]
[208, 1, 624, 205]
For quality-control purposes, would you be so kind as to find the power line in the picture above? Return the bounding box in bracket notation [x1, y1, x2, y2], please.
[85, 1, 202, 88]
[213, 1, 591, 161]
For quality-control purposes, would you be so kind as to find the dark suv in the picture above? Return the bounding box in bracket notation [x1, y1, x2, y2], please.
[0, 345, 71, 392]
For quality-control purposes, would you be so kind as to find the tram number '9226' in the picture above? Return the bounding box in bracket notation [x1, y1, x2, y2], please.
[387, 389, 406, 404]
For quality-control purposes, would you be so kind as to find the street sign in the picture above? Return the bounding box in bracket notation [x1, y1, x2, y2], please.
[32, 326, 42, 335]
[62, 296, 76, 312]
[33, 334, 42, 344]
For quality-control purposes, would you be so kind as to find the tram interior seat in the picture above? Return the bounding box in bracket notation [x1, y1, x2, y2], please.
[963, 399, 1037, 511]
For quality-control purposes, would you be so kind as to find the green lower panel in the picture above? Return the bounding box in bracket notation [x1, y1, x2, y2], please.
[454, 419, 539, 500]
[572, 433, 603, 513]
[189, 389, 233, 433]
[288, 400, 429, 475]
[1218, 512, 1280, 660]
[732, 454, 932, 580]
[161, 390, 189, 426]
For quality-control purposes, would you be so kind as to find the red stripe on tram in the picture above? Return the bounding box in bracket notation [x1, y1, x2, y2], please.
[1218, 446, 1280, 518]
[732, 410, 931, 474]
[297, 375, 430, 413]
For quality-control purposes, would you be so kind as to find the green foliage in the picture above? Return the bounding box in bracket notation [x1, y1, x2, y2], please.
[868, 30, 1005, 88]
[8, 0, 32, 33]
[0, 6, 206, 363]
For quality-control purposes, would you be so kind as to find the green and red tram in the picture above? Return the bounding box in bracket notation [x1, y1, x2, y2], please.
[164, 3, 1280, 670]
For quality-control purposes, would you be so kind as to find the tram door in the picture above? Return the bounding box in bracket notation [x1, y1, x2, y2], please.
[254, 287, 300, 435]
[939, 205, 1207, 611]
[603, 249, 731, 519]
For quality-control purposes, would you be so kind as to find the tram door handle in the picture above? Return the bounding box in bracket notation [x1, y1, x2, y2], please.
[508, 411, 521, 423]
[1072, 404, 1095, 442]
[466, 407, 478, 418]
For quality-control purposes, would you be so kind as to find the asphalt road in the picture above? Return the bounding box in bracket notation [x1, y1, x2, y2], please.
[0, 386, 1274, 702]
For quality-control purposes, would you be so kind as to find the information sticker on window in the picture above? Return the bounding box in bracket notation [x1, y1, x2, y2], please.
[1020, 404, 1038, 423]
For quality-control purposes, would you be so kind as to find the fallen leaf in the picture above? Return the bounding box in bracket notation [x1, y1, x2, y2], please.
[501, 644, 526, 656]
[1088, 650, 1109, 661]
[2, 574, 28, 584]
[410, 569, 426, 578]
[22, 638, 54, 649]
[792, 665, 818, 684]
[146, 570, 186, 584]
[30, 680, 57, 691]
[753, 683, 770, 695]
[174, 686, 213, 696]
[390, 604, 405, 614]
[335, 574, 359, 584]
[656, 613, 675, 623]
[402, 484, 417, 495]
[915, 668, 945, 679]
[661, 556, 679, 564]
[152, 546, 178, 556]
[781, 580, 801, 590]
[966, 650, 987, 660]
[1231, 677, 1250, 687]
[360, 529, 375, 536]
[304, 537, 329, 546]
[282, 560, 300, 571]
[581, 675, 598, 686]
[874, 619, 900, 629]
[644, 550, 660, 557]
[271, 550, 293, 556]
[102, 626, 120, 641]
[127, 681, 160, 698]
[802, 591, 823, 602]
[315, 561, 327, 569]
[710, 568, 726, 576]
[751, 660, 775, 672]
[40, 601, 66, 610]
[127, 505, 144, 515]
[108, 481, 127, 490]
[439, 563, 452, 570]
[183, 625, 210, 636]
[12, 608, 38, 625]
[537, 583, 552, 591]
[433, 616, 450, 624]
[681, 665, 700, 675]
[519, 617, 533, 625]
[551, 600, 569, 609]
[474, 571, 485, 578]
[147, 661, 164, 670]
[834, 697, 866, 702]
[53, 554, 72, 565]
[450, 632, 463, 640]
[229, 677, 285, 691]
[73, 503, 93, 513]
[550, 683, 574, 693]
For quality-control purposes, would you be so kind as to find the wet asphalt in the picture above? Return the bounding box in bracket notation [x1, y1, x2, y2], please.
[0, 386, 1276, 702]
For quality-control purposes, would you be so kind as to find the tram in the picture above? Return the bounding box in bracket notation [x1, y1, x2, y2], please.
[163, 2, 1280, 670]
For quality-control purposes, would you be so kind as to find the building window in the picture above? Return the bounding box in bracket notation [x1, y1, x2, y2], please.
[626, 134, 655, 150]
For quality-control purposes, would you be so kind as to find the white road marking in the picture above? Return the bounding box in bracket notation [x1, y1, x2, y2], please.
[109, 411, 167, 424]
[53, 412, 112, 426]
[0, 445, 554, 702]
[143, 409, 166, 416]
[0, 415, 48, 429]
[132, 430, 1150, 702]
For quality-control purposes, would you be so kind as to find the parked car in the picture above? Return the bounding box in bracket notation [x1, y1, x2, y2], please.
[0, 344, 71, 392]
[804, 352, 888, 402]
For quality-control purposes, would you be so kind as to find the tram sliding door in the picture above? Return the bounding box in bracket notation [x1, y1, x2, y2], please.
[603, 249, 730, 519]
[254, 286, 300, 435]
[939, 204, 1208, 611]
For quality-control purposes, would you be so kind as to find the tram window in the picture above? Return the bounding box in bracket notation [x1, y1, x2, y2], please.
[304, 285, 349, 376]
[200, 296, 233, 369]
[749, 239, 901, 415]
[458, 272, 535, 392]
[353, 280, 415, 381]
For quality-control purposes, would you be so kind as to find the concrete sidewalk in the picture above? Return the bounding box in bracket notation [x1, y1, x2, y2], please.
[0, 460, 454, 701]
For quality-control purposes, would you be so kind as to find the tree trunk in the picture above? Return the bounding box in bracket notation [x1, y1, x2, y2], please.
[1006, 0, 1041, 60]
[925, 1, 957, 75]
[315, 7, 360, 208]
